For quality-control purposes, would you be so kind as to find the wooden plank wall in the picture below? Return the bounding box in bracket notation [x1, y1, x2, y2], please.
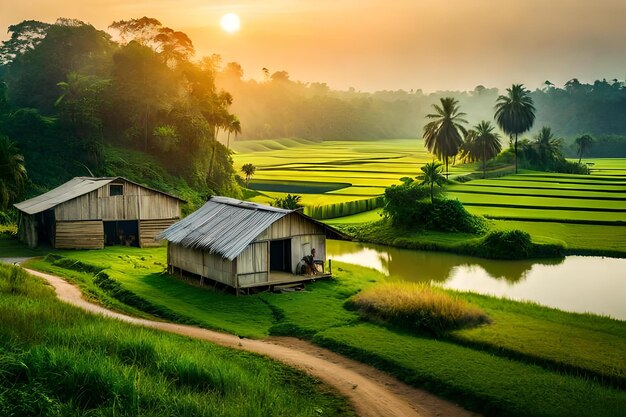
[54, 180, 180, 222]
[254, 213, 325, 242]
[55, 221, 104, 249]
[236, 241, 269, 286]
[17, 214, 37, 248]
[139, 219, 177, 248]
[169, 244, 236, 287]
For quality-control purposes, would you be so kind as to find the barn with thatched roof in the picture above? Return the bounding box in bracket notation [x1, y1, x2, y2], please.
[157, 197, 347, 291]
[15, 177, 184, 249]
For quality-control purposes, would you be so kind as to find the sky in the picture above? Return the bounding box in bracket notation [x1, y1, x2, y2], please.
[1, 0, 626, 92]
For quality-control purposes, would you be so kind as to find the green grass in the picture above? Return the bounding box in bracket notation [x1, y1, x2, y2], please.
[0, 233, 45, 258]
[0, 263, 353, 417]
[313, 324, 626, 417]
[25, 246, 626, 417]
[490, 220, 626, 253]
[25, 248, 274, 339]
[464, 205, 625, 223]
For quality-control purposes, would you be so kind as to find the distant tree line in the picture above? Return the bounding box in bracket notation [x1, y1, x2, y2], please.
[421, 85, 590, 177]
[216, 67, 626, 156]
[0, 17, 241, 199]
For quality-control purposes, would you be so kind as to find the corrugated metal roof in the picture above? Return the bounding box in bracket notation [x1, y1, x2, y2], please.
[14, 176, 186, 215]
[157, 197, 293, 260]
[14, 177, 116, 215]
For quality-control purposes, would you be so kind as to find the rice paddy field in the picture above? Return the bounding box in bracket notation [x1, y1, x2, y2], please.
[232, 138, 476, 216]
[232, 139, 626, 224]
[232, 139, 626, 253]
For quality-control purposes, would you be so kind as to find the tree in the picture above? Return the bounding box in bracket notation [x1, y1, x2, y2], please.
[418, 161, 446, 203]
[272, 194, 302, 210]
[0, 135, 28, 209]
[534, 126, 562, 169]
[0, 20, 50, 65]
[226, 115, 241, 150]
[460, 121, 502, 178]
[575, 134, 594, 164]
[423, 97, 467, 177]
[241, 163, 256, 187]
[494, 84, 536, 174]
[109, 17, 194, 66]
[4, 21, 115, 112]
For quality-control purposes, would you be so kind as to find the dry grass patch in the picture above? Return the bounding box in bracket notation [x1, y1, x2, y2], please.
[347, 282, 490, 335]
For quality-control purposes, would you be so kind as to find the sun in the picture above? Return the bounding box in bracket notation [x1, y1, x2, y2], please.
[220, 13, 241, 33]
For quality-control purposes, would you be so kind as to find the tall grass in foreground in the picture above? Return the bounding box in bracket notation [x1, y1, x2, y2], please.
[347, 282, 490, 335]
[0, 264, 353, 417]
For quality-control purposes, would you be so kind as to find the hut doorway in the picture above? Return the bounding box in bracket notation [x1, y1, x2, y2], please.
[104, 220, 139, 247]
[36, 210, 55, 247]
[270, 239, 292, 273]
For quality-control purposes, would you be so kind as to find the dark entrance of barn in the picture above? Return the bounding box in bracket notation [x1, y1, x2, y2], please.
[270, 239, 292, 272]
[104, 220, 139, 247]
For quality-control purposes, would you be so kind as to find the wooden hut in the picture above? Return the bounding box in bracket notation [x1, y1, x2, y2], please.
[158, 196, 347, 291]
[14, 177, 184, 249]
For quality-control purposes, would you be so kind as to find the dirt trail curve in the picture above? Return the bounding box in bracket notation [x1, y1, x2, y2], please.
[24, 268, 476, 417]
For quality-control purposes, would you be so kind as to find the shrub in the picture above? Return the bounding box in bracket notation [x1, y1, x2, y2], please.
[475, 230, 533, 259]
[383, 182, 432, 224]
[346, 282, 490, 336]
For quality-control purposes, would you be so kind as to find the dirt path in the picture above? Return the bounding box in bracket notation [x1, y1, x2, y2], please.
[25, 268, 476, 417]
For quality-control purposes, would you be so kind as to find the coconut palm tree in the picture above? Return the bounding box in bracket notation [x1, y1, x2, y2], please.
[534, 126, 562, 169]
[418, 161, 446, 203]
[494, 84, 536, 174]
[575, 134, 594, 164]
[0, 135, 28, 209]
[241, 163, 256, 187]
[423, 97, 467, 178]
[226, 115, 241, 150]
[460, 121, 502, 178]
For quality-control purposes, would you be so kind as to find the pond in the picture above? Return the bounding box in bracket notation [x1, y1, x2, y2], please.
[326, 240, 626, 320]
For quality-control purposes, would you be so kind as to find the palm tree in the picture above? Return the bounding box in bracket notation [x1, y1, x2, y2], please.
[0, 135, 28, 209]
[241, 163, 256, 187]
[418, 161, 446, 203]
[226, 115, 241, 150]
[494, 84, 536, 174]
[460, 121, 502, 178]
[459, 130, 480, 165]
[575, 134, 594, 164]
[534, 126, 562, 168]
[423, 97, 467, 178]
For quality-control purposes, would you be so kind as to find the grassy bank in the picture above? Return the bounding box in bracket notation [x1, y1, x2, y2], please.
[324, 211, 626, 258]
[334, 218, 565, 259]
[0, 263, 353, 417]
[24, 247, 626, 417]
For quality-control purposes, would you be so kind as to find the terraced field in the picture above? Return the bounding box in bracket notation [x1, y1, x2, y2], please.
[581, 158, 626, 176]
[448, 173, 626, 225]
[232, 139, 625, 228]
[232, 138, 477, 217]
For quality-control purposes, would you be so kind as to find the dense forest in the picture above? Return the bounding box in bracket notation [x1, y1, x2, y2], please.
[0, 17, 240, 209]
[1, 17, 625, 212]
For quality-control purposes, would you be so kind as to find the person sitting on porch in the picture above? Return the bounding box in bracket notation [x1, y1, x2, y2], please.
[303, 248, 323, 275]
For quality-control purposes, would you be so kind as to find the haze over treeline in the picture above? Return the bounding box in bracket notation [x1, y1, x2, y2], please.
[218, 67, 626, 145]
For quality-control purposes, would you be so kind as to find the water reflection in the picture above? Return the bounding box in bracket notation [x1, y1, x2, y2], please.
[329, 240, 564, 283]
[327, 240, 626, 320]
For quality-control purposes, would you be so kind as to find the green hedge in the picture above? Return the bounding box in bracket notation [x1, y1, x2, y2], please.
[304, 196, 384, 220]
